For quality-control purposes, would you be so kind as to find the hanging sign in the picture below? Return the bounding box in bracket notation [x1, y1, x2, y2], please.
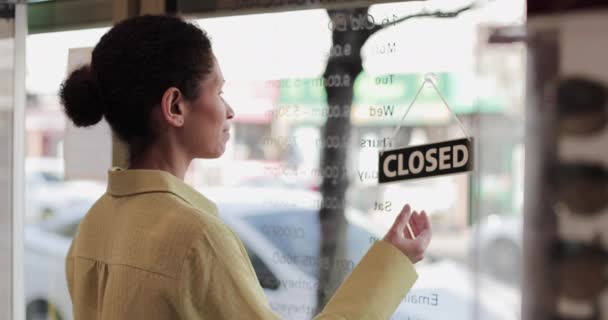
[378, 137, 474, 183]
[378, 73, 475, 184]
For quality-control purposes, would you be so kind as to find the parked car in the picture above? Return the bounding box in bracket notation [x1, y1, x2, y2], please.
[468, 213, 523, 286]
[25, 157, 105, 223]
[25, 187, 519, 320]
[25, 206, 83, 320]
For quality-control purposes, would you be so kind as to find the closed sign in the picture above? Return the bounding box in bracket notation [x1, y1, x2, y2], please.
[378, 138, 474, 183]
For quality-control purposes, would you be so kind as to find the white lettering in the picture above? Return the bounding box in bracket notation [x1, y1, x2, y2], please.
[425, 149, 438, 172]
[409, 151, 424, 174]
[383, 154, 397, 177]
[439, 146, 451, 170]
[398, 153, 409, 176]
[453, 144, 468, 168]
[379, 139, 472, 182]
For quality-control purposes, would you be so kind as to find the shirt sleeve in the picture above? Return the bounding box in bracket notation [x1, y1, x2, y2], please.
[314, 240, 418, 319]
[178, 220, 417, 320]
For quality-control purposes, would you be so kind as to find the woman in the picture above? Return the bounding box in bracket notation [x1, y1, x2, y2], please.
[60, 14, 432, 320]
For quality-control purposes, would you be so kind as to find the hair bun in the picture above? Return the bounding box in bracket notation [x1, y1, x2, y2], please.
[59, 64, 105, 127]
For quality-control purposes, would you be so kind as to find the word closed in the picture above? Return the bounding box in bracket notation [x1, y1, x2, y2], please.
[378, 138, 474, 183]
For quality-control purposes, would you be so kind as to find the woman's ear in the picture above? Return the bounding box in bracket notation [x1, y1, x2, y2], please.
[160, 87, 186, 127]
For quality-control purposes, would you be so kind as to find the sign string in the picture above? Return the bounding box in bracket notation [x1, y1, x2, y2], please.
[372, 72, 473, 239]
[380, 72, 472, 157]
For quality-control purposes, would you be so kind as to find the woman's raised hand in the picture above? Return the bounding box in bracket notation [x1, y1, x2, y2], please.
[382, 204, 432, 263]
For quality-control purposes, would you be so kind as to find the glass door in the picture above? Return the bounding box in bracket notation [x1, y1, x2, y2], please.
[1, 1, 26, 319]
[0, 2, 16, 317]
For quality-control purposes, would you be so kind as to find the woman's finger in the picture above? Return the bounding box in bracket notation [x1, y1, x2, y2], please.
[404, 223, 414, 240]
[389, 204, 411, 235]
[417, 210, 431, 233]
[415, 229, 431, 250]
[406, 210, 420, 239]
[409, 211, 420, 236]
[412, 211, 425, 236]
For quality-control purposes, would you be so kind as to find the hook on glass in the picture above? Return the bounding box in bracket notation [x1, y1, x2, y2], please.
[424, 72, 438, 86]
[420, 1, 431, 15]
[380, 70, 472, 151]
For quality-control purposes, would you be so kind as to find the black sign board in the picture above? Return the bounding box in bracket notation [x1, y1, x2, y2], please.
[528, 0, 608, 16]
[378, 138, 474, 184]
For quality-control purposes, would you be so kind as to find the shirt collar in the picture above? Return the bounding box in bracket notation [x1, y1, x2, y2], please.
[106, 167, 218, 216]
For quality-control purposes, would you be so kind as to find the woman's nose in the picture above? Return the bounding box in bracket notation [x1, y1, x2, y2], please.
[221, 96, 234, 118]
[226, 101, 235, 119]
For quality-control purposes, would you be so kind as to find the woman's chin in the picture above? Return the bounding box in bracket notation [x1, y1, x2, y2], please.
[195, 147, 224, 159]
[216, 143, 227, 157]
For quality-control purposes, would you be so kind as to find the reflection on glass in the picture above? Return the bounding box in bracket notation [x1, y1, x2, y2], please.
[23, 1, 526, 319]
[245, 210, 373, 278]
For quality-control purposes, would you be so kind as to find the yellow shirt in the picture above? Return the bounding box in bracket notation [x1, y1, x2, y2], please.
[66, 167, 418, 319]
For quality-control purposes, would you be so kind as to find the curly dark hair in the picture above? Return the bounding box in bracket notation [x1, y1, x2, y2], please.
[59, 14, 213, 160]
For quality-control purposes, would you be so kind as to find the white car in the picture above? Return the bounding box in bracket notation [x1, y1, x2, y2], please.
[25, 157, 106, 223]
[468, 213, 523, 286]
[25, 187, 519, 320]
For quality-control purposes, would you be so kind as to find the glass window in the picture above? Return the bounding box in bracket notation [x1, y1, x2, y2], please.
[40, 171, 62, 183]
[54, 221, 80, 239]
[22, 1, 528, 319]
[245, 210, 373, 278]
